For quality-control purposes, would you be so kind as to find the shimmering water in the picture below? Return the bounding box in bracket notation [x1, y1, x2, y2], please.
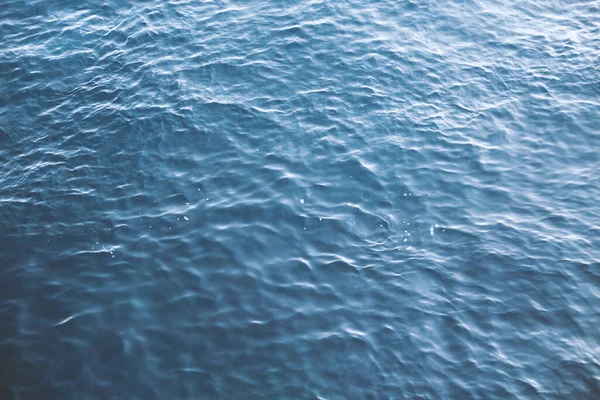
[1, 0, 599, 398]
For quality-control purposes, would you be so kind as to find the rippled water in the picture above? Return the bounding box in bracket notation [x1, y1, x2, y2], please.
[1, 0, 599, 398]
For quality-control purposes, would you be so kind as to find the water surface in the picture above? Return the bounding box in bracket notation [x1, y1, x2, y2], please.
[1, 0, 599, 398]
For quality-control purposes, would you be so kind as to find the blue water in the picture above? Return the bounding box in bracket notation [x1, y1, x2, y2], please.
[1, 0, 599, 398]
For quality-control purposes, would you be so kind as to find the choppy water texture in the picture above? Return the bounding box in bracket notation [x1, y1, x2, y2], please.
[1, 0, 600, 398]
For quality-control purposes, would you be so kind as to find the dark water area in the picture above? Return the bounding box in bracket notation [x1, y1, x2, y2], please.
[1, 0, 600, 398]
